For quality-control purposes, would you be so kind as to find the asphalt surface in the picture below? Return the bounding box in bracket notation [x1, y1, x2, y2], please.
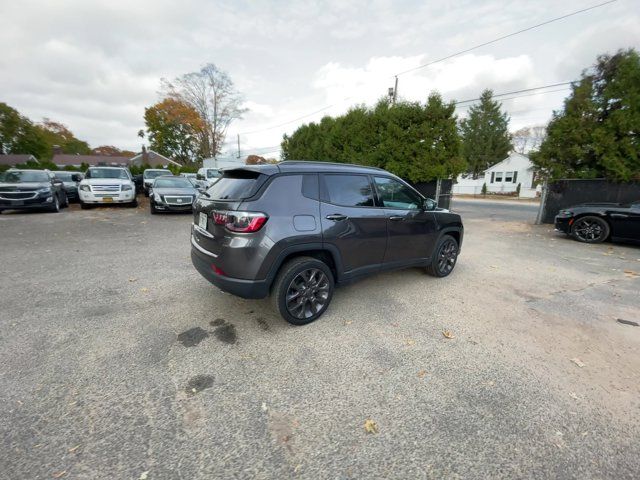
[1, 197, 639, 479]
[451, 197, 540, 222]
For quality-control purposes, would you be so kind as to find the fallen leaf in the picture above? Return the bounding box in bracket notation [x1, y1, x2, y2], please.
[364, 419, 378, 434]
[417, 370, 426, 378]
[53, 471, 67, 479]
[128, 277, 138, 283]
[571, 357, 586, 368]
[139, 472, 149, 480]
[569, 392, 579, 400]
[442, 330, 454, 339]
[344, 320, 352, 325]
[404, 338, 415, 346]
[68, 445, 80, 453]
[140, 287, 149, 293]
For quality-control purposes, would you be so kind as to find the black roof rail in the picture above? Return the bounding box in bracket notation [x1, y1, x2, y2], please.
[279, 160, 385, 171]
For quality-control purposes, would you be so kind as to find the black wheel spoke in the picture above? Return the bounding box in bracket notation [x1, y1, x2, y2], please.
[286, 268, 330, 319]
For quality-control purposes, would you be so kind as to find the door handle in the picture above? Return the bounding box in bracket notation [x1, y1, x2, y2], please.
[326, 214, 348, 221]
[389, 216, 404, 221]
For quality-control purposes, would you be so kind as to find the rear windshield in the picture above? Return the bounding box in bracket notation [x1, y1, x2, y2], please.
[154, 177, 191, 188]
[206, 170, 263, 200]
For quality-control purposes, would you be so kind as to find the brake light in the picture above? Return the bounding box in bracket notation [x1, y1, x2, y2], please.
[212, 265, 226, 276]
[210, 210, 268, 233]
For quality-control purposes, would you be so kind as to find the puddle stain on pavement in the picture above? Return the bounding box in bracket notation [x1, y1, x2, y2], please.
[177, 327, 209, 347]
[185, 375, 214, 395]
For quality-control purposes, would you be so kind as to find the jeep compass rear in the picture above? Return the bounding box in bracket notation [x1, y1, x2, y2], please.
[191, 161, 463, 325]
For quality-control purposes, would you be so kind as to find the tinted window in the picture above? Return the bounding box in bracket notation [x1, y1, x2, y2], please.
[206, 169, 221, 179]
[143, 170, 169, 179]
[302, 174, 319, 200]
[207, 170, 262, 200]
[54, 172, 74, 181]
[374, 177, 422, 209]
[154, 177, 192, 188]
[324, 174, 374, 207]
[86, 168, 129, 179]
[0, 170, 50, 183]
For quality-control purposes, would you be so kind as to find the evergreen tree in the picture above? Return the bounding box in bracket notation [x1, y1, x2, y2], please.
[459, 89, 512, 178]
[532, 49, 640, 181]
[281, 94, 464, 183]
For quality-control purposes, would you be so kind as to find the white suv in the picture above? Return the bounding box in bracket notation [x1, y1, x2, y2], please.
[78, 167, 137, 209]
[196, 167, 222, 188]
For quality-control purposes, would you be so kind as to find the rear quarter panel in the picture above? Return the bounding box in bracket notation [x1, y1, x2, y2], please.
[241, 174, 322, 280]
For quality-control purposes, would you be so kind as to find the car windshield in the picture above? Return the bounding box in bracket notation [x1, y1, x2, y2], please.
[0, 170, 50, 183]
[154, 177, 192, 188]
[85, 168, 129, 179]
[206, 169, 221, 179]
[144, 170, 169, 179]
[54, 172, 74, 181]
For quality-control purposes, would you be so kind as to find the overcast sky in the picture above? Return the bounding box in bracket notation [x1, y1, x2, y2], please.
[1, 0, 638, 158]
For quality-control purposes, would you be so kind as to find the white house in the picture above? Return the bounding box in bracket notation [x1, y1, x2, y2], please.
[452, 152, 539, 198]
[203, 156, 245, 169]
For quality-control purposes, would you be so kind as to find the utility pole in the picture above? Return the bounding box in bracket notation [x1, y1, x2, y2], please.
[392, 76, 398, 105]
[237, 134, 241, 159]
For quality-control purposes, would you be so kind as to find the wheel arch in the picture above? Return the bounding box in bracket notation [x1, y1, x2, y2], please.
[266, 243, 343, 291]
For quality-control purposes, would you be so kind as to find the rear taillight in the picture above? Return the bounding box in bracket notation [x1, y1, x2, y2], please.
[210, 210, 268, 233]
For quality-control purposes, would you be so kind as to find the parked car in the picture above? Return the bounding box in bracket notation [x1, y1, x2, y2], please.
[78, 167, 137, 209]
[142, 169, 171, 196]
[190, 161, 463, 325]
[196, 167, 222, 188]
[149, 175, 200, 214]
[180, 172, 205, 189]
[53, 171, 83, 202]
[555, 202, 640, 244]
[0, 169, 69, 213]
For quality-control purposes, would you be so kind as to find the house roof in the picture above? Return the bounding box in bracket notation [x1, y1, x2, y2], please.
[128, 150, 181, 167]
[53, 154, 131, 166]
[0, 154, 37, 166]
[485, 152, 532, 172]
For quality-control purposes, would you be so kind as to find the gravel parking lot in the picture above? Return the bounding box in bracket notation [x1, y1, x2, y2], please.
[1, 197, 639, 479]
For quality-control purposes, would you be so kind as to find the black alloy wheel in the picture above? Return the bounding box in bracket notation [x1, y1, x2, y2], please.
[571, 216, 609, 243]
[272, 256, 335, 325]
[286, 268, 331, 321]
[427, 235, 459, 277]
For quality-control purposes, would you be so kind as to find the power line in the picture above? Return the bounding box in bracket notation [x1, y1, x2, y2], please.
[237, 1, 616, 137]
[453, 81, 575, 105]
[394, 0, 618, 76]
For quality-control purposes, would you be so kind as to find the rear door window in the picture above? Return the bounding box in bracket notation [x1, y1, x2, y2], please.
[322, 174, 374, 207]
[206, 170, 264, 200]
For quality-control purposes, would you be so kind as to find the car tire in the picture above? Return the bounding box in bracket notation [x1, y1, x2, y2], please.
[80, 201, 92, 210]
[150, 201, 157, 214]
[571, 215, 610, 243]
[426, 234, 459, 278]
[272, 256, 335, 326]
[128, 199, 138, 208]
[61, 192, 69, 208]
[144, 190, 149, 197]
[48, 194, 61, 213]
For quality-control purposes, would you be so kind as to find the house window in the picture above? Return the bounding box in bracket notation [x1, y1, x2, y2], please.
[513, 171, 518, 184]
[495, 172, 503, 182]
[504, 171, 513, 183]
[490, 172, 495, 183]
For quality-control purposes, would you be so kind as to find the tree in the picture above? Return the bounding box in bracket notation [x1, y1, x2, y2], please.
[512, 125, 547, 154]
[144, 98, 204, 164]
[162, 63, 246, 158]
[0, 102, 48, 158]
[91, 145, 135, 157]
[459, 89, 512, 178]
[36, 119, 91, 158]
[281, 94, 464, 183]
[532, 49, 640, 181]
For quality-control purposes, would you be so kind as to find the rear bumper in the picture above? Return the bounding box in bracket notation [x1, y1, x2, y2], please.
[554, 216, 572, 234]
[191, 239, 269, 299]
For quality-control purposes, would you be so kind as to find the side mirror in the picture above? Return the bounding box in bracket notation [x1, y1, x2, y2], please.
[196, 174, 204, 180]
[423, 198, 437, 211]
[71, 174, 81, 182]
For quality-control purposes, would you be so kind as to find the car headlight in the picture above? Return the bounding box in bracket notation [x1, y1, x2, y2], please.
[557, 210, 573, 217]
[80, 184, 91, 192]
[153, 192, 162, 203]
[121, 184, 133, 191]
[37, 187, 52, 193]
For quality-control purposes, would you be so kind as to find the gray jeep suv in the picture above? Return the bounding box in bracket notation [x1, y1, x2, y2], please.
[191, 161, 463, 325]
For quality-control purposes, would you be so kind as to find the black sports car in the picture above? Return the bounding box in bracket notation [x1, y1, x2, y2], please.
[555, 202, 640, 244]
